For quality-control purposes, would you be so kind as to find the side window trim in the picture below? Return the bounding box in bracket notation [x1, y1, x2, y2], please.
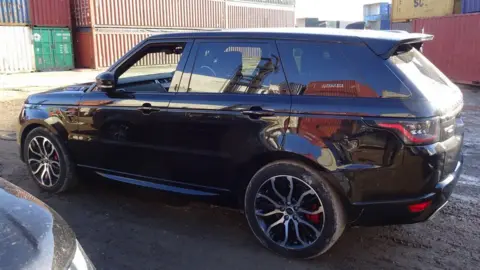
[178, 38, 289, 95]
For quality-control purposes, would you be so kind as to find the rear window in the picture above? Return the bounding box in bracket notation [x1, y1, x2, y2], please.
[277, 41, 411, 98]
[389, 46, 454, 88]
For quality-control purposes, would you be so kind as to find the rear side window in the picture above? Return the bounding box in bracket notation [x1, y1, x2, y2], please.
[186, 42, 289, 95]
[277, 41, 411, 98]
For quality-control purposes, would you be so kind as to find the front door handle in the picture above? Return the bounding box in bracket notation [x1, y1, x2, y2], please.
[138, 103, 159, 115]
[242, 108, 275, 118]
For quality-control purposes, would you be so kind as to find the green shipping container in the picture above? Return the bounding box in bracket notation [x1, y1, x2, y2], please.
[33, 27, 74, 71]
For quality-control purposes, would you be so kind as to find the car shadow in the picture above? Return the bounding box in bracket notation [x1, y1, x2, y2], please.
[11, 172, 410, 270]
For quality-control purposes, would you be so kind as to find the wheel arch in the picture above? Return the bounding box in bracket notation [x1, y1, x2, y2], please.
[19, 120, 69, 162]
[232, 151, 350, 209]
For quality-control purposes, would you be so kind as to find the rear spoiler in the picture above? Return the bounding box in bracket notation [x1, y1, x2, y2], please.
[382, 33, 434, 59]
[363, 33, 434, 59]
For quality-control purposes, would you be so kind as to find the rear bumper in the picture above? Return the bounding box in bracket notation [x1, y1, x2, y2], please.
[352, 154, 463, 226]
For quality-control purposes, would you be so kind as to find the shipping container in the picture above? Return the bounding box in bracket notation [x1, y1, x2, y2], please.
[74, 27, 187, 69]
[227, 2, 295, 28]
[33, 27, 74, 71]
[296, 17, 320, 27]
[364, 2, 390, 20]
[0, 0, 29, 25]
[392, 0, 455, 22]
[30, 0, 72, 27]
[227, 0, 296, 6]
[413, 14, 480, 85]
[73, 0, 226, 29]
[462, 0, 480, 13]
[391, 21, 413, 32]
[0, 26, 34, 73]
[365, 19, 390, 30]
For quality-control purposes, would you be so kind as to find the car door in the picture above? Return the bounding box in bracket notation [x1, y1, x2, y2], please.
[165, 39, 292, 190]
[71, 39, 193, 180]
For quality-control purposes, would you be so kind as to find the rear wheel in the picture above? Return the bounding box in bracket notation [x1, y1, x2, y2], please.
[23, 127, 77, 193]
[244, 160, 346, 259]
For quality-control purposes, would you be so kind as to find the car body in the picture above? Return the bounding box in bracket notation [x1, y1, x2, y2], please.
[0, 177, 94, 269]
[17, 28, 464, 258]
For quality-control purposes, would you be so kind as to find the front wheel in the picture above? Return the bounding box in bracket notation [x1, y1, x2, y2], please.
[244, 160, 346, 259]
[23, 127, 78, 193]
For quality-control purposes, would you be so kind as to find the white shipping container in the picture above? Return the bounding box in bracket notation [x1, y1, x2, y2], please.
[0, 26, 35, 74]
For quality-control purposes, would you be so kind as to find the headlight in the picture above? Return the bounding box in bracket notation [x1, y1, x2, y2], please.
[69, 240, 95, 270]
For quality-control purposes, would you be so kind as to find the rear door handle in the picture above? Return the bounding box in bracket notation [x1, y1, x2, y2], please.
[138, 103, 159, 115]
[242, 108, 275, 118]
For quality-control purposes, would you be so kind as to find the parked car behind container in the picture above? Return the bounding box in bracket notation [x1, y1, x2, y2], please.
[17, 28, 464, 259]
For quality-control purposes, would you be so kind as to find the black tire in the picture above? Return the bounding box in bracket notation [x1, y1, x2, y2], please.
[23, 127, 78, 193]
[244, 160, 346, 259]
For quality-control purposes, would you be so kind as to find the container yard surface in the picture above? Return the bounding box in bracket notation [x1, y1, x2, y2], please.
[392, 0, 455, 22]
[414, 13, 480, 85]
[0, 0, 29, 25]
[30, 0, 72, 27]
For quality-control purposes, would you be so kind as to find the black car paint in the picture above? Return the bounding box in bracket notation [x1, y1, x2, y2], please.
[0, 178, 76, 270]
[18, 29, 464, 226]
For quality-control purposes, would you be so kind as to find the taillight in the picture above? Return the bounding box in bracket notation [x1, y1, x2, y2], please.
[373, 119, 440, 145]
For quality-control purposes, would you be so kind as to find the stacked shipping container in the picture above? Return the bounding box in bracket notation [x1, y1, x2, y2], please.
[0, 0, 73, 73]
[390, 0, 480, 85]
[72, 0, 295, 69]
[363, 2, 390, 30]
[0, 0, 32, 73]
[413, 14, 480, 85]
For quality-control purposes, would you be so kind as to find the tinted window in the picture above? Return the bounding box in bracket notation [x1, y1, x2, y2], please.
[187, 42, 289, 95]
[278, 41, 410, 98]
[115, 43, 186, 93]
[389, 46, 456, 94]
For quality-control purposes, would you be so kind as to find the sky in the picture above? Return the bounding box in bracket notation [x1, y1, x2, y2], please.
[295, 0, 391, 21]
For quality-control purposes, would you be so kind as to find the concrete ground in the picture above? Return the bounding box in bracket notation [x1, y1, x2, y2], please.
[0, 80, 479, 270]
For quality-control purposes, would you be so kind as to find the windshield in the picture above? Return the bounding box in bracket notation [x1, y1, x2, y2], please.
[389, 46, 455, 89]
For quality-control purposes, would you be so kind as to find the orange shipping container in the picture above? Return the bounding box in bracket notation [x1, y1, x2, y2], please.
[74, 27, 182, 69]
[73, 0, 226, 28]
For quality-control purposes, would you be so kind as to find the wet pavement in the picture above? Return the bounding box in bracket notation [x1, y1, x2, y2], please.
[0, 87, 479, 270]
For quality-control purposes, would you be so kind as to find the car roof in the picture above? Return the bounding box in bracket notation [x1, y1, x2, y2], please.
[149, 28, 433, 58]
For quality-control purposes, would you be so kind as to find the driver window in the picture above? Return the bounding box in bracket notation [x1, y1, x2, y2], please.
[117, 42, 186, 93]
[187, 42, 289, 95]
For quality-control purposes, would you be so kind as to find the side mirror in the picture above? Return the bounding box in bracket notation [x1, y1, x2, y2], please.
[95, 72, 116, 92]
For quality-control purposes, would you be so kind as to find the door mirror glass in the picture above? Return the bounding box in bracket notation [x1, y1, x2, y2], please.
[96, 72, 116, 91]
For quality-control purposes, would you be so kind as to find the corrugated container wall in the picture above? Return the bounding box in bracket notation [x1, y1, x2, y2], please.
[392, 0, 455, 22]
[462, 0, 480, 13]
[73, 0, 226, 28]
[227, 4, 295, 28]
[227, 0, 296, 5]
[30, 0, 72, 27]
[0, 0, 29, 25]
[0, 26, 35, 73]
[74, 28, 183, 69]
[413, 14, 480, 85]
[391, 21, 413, 32]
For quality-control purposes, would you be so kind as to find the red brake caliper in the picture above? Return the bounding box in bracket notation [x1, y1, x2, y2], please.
[305, 204, 321, 224]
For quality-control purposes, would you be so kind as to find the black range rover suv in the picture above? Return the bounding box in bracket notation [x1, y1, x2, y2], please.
[18, 28, 464, 258]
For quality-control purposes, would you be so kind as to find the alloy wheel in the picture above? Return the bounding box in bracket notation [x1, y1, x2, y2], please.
[254, 175, 325, 250]
[27, 136, 61, 187]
